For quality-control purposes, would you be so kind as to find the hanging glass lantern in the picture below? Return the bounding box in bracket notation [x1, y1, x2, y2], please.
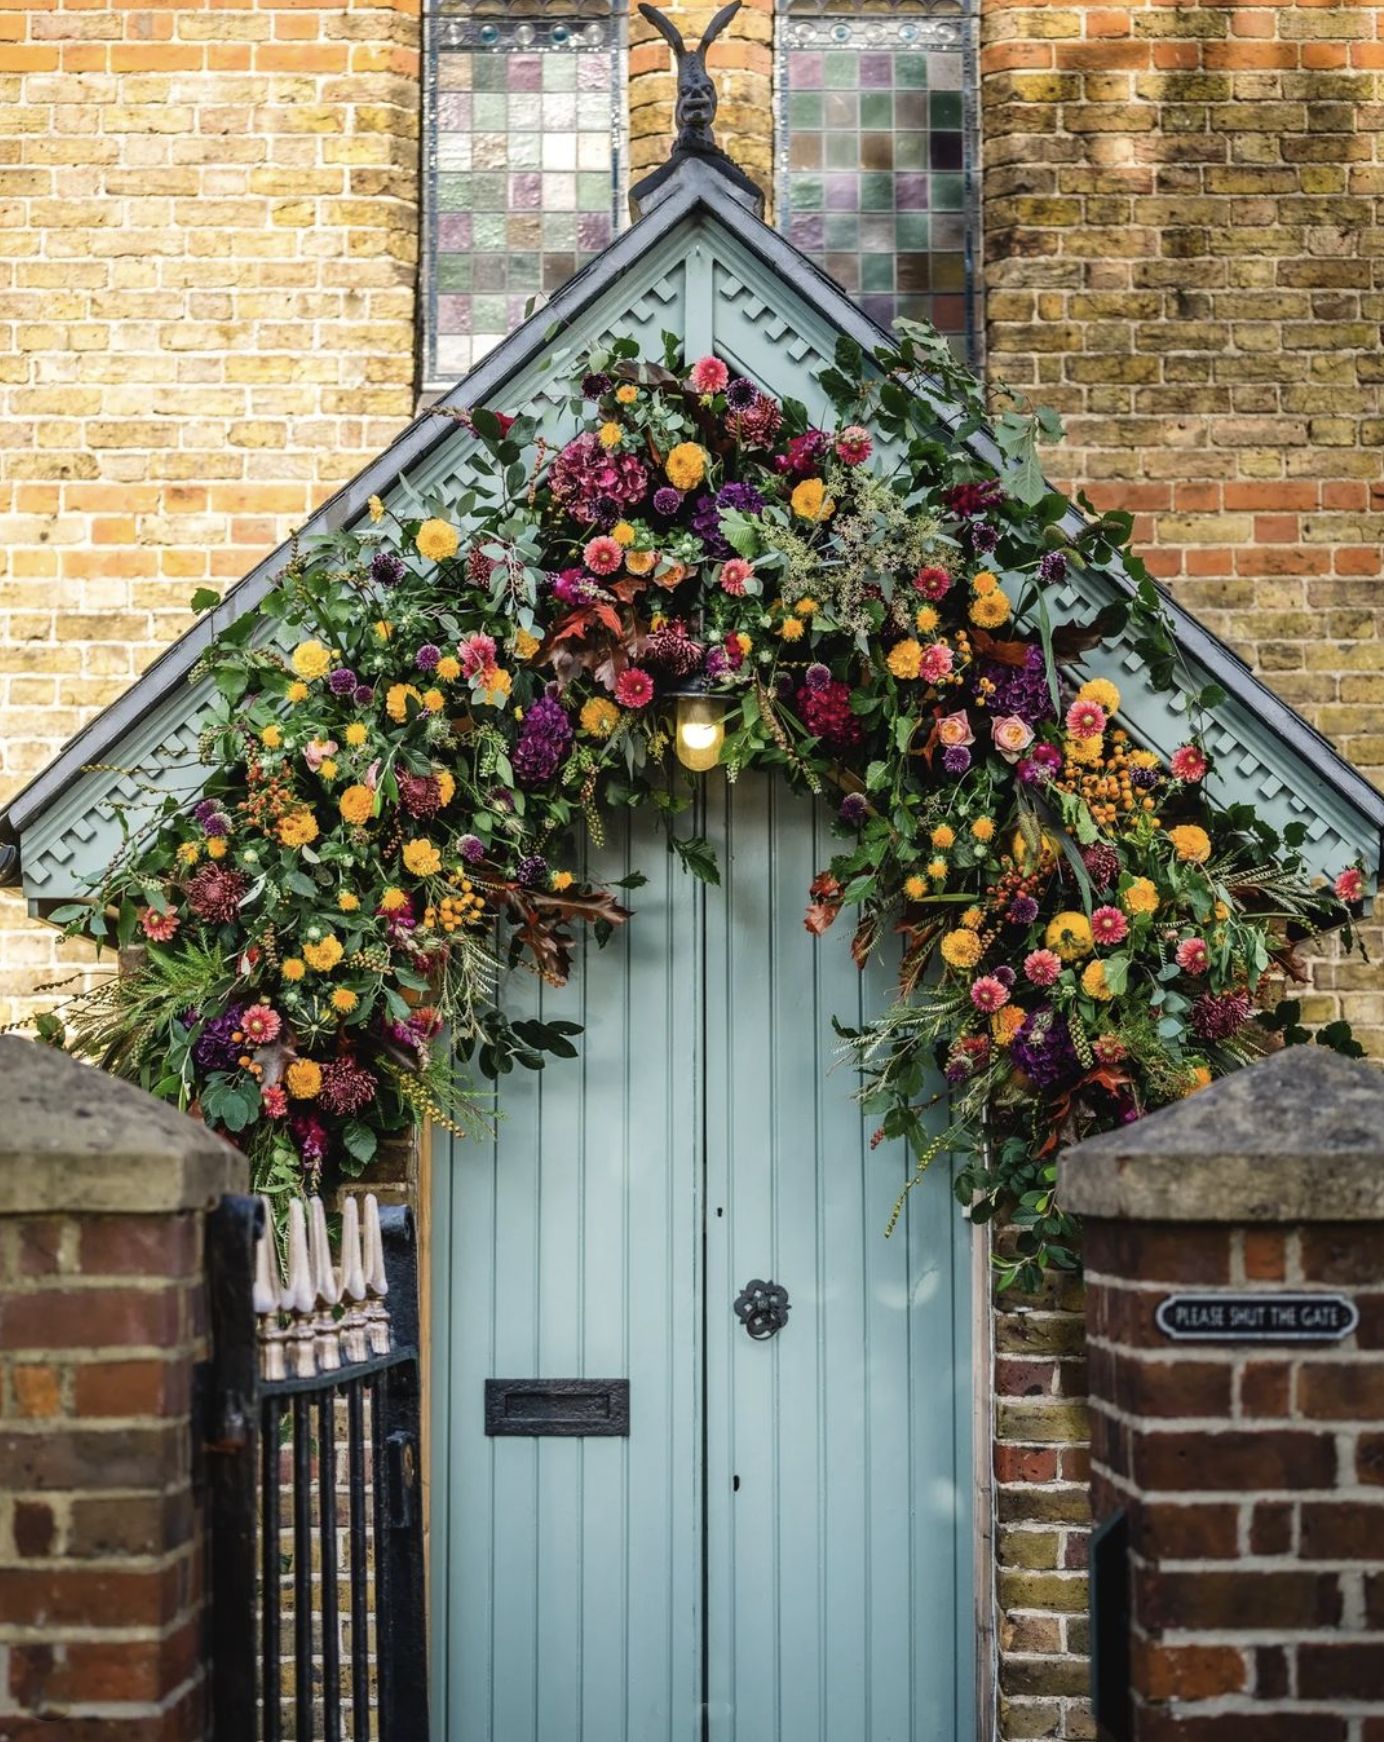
[668, 684, 727, 773]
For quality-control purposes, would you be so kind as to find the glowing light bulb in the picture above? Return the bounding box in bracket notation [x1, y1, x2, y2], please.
[673, 695, 726, 773]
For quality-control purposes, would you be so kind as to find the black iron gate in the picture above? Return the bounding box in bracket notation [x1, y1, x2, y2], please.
[204, 1193, 429, 1741]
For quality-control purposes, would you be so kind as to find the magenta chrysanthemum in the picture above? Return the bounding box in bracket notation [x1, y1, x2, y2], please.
[319, 1057, 379, 1117]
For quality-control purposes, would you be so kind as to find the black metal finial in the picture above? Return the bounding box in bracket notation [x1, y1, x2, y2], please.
[638, 1, 741, 156]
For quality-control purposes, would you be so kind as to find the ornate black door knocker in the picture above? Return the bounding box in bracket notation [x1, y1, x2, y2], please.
[734, 1278, 790, 1341]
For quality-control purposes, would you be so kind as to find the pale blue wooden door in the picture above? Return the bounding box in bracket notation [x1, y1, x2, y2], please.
[432, 780, 973, 1741]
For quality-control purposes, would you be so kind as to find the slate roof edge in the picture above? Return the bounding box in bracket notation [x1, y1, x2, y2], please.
[3, 155, 1382, 887]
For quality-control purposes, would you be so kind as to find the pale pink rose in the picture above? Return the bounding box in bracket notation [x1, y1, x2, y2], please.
[304, 737, 338, 772]
[919, 643, 954, 684]
[936, 709, 975, 749]
[991, 715, 1035, 761]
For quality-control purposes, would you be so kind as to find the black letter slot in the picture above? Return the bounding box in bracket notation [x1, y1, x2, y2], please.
[485, 1378, 630, 1437]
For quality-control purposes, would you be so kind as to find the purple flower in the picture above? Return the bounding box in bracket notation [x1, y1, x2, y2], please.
[290, 1113, 328, 1164]
[202, 811, 230, 838]
[943, 744, 972, 775]
[371, 551, 406, 587]
[458, 834, 484, 864]
[416, 644, 441, 672]
[980, 647, 1055, 726]
[329, 667, 358, 696]
[1017, 743, 1063, 786]
[1007, 895, 1039, 926]
[967, 521, 999, 558]
[582, 371, 612, 399]
[516, 853, 548, 889]
[193, 799, 216, 825]
[1131, 765, 1160, 790]
[691, 493, 728, 557]
[704, 646, 730, 679]
[994, 965, 1017, 988]
[652, 486, 684, 517]
[512, 694, 573, 788]
[804, 663, 832, 691]
[716, 480, 765, 517]
[839, 792, 869, 829]
[193, 1005, 244, 1074]
[1040, 550, 1067, 584]
[1011, 1009, 1081, 1088]
[726, 376, 758, 411]
[353, 685, 375, 707]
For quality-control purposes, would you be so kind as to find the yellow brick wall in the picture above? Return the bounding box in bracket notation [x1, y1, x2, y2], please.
[0, 0, 421, 1022]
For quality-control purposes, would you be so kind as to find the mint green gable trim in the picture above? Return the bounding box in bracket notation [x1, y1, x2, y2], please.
[16, 196, 1381, 898]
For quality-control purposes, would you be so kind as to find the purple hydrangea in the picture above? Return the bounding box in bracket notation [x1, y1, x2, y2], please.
[193, 1005, 244, 1074]
[839, 792, 869, 829]
[652, 486, 684, 517]
[726, 376, 758, 411]
[512, 694, 573, 788]
[329, 667, 358, 696]
[717, 481, 765, 517]
[704, 646, 730, 679]
[516, 853, 549, 889]
[416, 644, 441, 672]
[1011, 1009, 1081, 1088]
[1017, 744, 1063, 786]
[691, 493, 728, 557]
[943, 744, 972, 776]
[982, 647, 1056, 725]
[371, 550, 406, 587]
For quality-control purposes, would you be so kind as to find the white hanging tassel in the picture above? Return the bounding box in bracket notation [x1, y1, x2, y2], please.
[361, 1193, 393, 1356]
[283, 1197, 319, 1379]
[338, 1196, 370, 1366]
[253, 1196, 290, 1383]
[308, 1196, 344, 1373]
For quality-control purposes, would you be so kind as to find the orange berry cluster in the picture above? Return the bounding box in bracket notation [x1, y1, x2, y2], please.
[977, 863, 1048, 947]
[239, 755, 298, 835]
[1056, 730, 1153, 830]
[422, 877, 486, 934]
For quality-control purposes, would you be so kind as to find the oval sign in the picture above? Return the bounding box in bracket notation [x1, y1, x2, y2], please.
[1155, 1292, 1359, 1344]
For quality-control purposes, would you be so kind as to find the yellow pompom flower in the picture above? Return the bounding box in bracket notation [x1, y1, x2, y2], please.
[1122, 877, 1160, 915]
[479, 668, 511, 701]
[345, 722, 368, 748]
[580, 697, 620, 739]
[207, 837, 228, 861]
[260, 724, 283, 749]
[277, 810, 319, 849]
[1167, 823, 1212, 864]
[421, 688, 445, 713]
[971, 817, 996, 844]
[598, 421, 624, 450]
[796, 597, 819, 617]
[287, 681, 310, 704]
[375, 620, 393, 641]
[616, 384, 639, 405]
[779, 616, 805, 642]
[962, 906, 985, 931]
[338, 892, 360, 912]
[403, 838, 442, 877]
[435, 655, 461, 682]
[1182, 1063, 1213, 1097]
[931, 824, 956, 850]
[331, 987, 359, 1014]
[927, 857, 948, 880]
[291, 639, 332, 682]
[915, 605, 940, 633]
[514, 628, 541, 661]
[665, 442, 706, 490]
[339, 784, 374, 827]
[1045, 911, 1094, 961]
[176, 841, 201, 866]
[612, 521, 636, 546]
[1065, 734, 1104, 766]
[887, 639, 923, 680]
[386, 683, 420, 723]
[285, 1059, 322, 1099]
[790, 477, 835, 522]
[416, 518, 460, 562]
[281, 957, 306, 981]
[734, 633, 752, 656]
[1129, 749, 1160, 771]
[992, 1006, 1026, 1048]
[972, 570, 999, 596]
[437, 770, 456, 806]
[303, 934, 343, 973]
[379, 886, 409, 912]
[1080, 959, 1114, 1002]
[904, 874, 927, 900]
[368, 494, 385, 523]
[1077, 677, 1121, 714]
[319, 759, 338, 780]
[969, 590, 1012, 630]
[940, 928, 983, 969]
[552, 871, 575, 892]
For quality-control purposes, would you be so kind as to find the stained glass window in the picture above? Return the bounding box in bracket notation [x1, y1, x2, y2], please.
[776, 3, 976, 357]
[424, 4, 626, 387]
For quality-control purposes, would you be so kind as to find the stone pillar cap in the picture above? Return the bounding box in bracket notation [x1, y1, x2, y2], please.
[1059, 1047, 1384, 1223]
[0, 1035, 246, 1214]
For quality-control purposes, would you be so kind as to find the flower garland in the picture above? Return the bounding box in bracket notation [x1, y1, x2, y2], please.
[39, 329, 1368, 1282]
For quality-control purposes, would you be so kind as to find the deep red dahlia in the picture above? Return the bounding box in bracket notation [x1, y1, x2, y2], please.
[1081, 843, 1121, 888]
[319, 1057, 379, 1117]
[729, 395, 783, 448]
[398, 772, 443, 818]
[644, 621, 705, 678]
[186, 864, 248, 924]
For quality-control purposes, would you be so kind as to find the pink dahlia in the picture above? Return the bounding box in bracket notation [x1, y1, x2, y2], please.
[1170, 744, 1208, 783]
[1023, 948, 1063, 987]
[919, 643, 955, 684]
[1335, 867, 1366, 904]
[140, 906, 180, 942]
[835, 425, 873, 466]
[1066, 699, 1106, 740]
[970, 974, 1011, 1014]
[262, 1084, 289, 1119]
[719, 557, 754, 596]
[1093, 1034, 1127, 1065]
[241, 1004, 282, 1046]
[913, 566, 953, 601]
[1090, 905, 1129, 946]
[459, 632, 497, 677]
[687, 355, 729, 395]
[1176, 937, 1210, 976]
[584, 535, 623, 576]
[615, 667, 654, 709]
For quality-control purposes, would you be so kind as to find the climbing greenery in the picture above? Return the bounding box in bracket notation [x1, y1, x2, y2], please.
[39, 328, 1367, 1283]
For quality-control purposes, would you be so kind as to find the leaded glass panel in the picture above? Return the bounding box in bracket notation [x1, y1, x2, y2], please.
[776, 4, 977, 357]
[424, 4, 626, 387]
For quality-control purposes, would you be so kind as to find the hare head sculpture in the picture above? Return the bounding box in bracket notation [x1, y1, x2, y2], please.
[638, 2, 741, 156]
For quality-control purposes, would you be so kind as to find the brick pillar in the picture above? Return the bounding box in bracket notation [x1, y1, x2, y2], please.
[0, 1036, 245, 1741]
[1061, 1046, 1384, 1739]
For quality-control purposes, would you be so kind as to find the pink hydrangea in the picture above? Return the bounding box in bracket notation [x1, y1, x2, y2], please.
[1090, 905, 1129, 946]
[1023, 948, 1063, 987]
[584, 535, 623, 576]
[1170, 744, 1208, 783]
[241, 1004, 282, 1045]
[919, 643, 954, 684]
[970, 974, 1010, 1014]
[1065, 699, 1107, 740]
[688, 355, 729, 394]
[1176, 937, 1210, 975]
[720, 557, 754, 596]
[615, 667, 654, 709]
[1335, 867, 1366, 904]
[835, 425, 873, 466]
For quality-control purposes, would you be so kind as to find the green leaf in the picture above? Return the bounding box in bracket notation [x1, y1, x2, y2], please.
[342, 1120, 378, 1165]
[670, 835, 720, 886]
[190, 587, 220, 613]
[1101, 955, 1129, 995]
